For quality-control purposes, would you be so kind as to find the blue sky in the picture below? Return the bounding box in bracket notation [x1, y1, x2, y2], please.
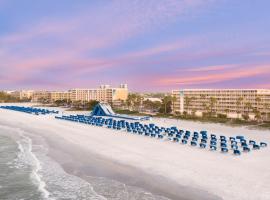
[0, 0, 270, 91]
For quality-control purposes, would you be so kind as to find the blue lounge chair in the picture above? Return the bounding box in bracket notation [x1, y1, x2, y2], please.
[231, 145, 238, 150]
[201, 139, 207, 143]
[191, 141, 197, 146]
[200, 143, 206, 148]
[181, 139, 187, 144]
[221, 143, 227, 148]
[243, 146, 250, 152]
[260, 142, 267, 147]
[233, 149, 241, 155]
[210, 145, 217, 150]
[221, 147, 228, 153]
[236, 136, 244, 140]
[253, 144, 260, 150]
[249, 140, 256, 145]
[158, 135, 163, 139]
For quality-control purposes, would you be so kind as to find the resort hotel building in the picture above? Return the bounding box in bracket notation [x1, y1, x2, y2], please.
[68, 84, 128, 104]
[30, 84, 128, 105]
[172, 89, 270, 120]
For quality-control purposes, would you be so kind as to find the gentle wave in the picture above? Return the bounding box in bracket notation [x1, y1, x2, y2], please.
[1, 124, 171, 200]
[16, 132, 53, 200]
[13, 127, 107, 200]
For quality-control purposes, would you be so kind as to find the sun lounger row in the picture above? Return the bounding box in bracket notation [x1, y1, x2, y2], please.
[55, 114, 267, 156]
[0, 105, 59, 115]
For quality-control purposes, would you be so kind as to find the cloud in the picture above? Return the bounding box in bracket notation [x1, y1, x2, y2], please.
[184, 64, 237, 72]
[158, 64, 270, 86]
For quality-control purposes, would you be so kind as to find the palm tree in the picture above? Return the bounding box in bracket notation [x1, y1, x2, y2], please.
[236, 97, 244, 118]
[184, 96, 195, 115]
[163, 95, 172, 114]
[253, 108, 262, 121]
[126, 94, 137, 111]
[134, 94, 143, 111]
[245, 102, 252, 115]
[255, 97, 262, 119]
[171, 95, 177, 113]
[262, 103, 270, 121]
[209, 97, 217, 116]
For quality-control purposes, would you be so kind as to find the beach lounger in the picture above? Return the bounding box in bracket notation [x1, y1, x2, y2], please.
[243, 146, 250, 152]
[200, 143, 206, 148]
[253, 144, 260, 150]
[260, 142, 267, 147]
[233, 149, 241, 155]
[221, 147, 228, 153]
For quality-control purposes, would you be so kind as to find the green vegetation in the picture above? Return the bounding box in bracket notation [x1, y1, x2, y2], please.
[0, 92, 24, 102]
[63, 100, 99, 111]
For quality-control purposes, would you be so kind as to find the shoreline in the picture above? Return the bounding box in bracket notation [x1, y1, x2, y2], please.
[45, 135, 220, 200]
[0, 115, 219, 200]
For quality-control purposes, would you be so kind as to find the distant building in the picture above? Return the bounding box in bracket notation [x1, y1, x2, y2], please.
[143, 97, 162, 102]
[19, 90, 34, 100]
[50, 91, 70, 101]
[69, 84, 128, 104]
[172, 89, 270, 120]
[32, 91, 51, 102]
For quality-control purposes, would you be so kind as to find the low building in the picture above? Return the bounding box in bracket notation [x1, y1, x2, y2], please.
[32, 91, 51, 102]
[50, 91, 70, 102]
[19, 90, 34, 100]
[172, 89, 270, 120]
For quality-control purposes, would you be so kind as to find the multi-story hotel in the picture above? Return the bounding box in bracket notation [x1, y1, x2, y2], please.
[30, 84, 128, 104]
[69, 84, 128, 104]
[172, 89, 270, 120]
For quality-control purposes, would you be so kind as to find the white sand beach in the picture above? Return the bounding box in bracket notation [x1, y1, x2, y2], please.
[0, 106, 270, 200]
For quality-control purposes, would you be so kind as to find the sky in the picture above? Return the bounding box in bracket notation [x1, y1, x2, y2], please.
[0, 0, 270, 92]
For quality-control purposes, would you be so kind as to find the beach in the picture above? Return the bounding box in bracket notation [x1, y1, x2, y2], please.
[0, 106, 270, 200]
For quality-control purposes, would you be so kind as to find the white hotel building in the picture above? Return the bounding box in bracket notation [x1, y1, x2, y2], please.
[172, 89, 270, 120]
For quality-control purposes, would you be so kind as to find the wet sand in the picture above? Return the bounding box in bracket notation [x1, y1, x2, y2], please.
[44, 135, 220, 200]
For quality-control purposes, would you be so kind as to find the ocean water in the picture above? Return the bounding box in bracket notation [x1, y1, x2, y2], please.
[0, 125, 170, 200]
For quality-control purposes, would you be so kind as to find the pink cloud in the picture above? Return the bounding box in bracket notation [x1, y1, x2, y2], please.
[185, 64, 237, 72]
[158, 64, 270, 86]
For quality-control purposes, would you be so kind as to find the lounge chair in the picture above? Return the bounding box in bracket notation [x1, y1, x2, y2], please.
[260, 142, 267, 147]
[221, 147, 228, 153]
[233, 149, 241, 155]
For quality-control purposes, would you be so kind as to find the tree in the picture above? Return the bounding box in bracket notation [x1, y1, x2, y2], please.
[85, 100, 99, 110]
[0, 92, 20, 102]
[54, 99, 67, 106]
[126, 93, 137, 110]
[262, 103, 270, 121]
[143, 99, 161, 112]
[133, 94, 143, 111]
[171, 95, 177, 113]
[159, 96, 173, 114]
[244, 102, 252, 116]
[236, 97, 244, 118]
[253, 108, 262, 121]
[209, 97, 217, 116]
[184, 96, 195, 115]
